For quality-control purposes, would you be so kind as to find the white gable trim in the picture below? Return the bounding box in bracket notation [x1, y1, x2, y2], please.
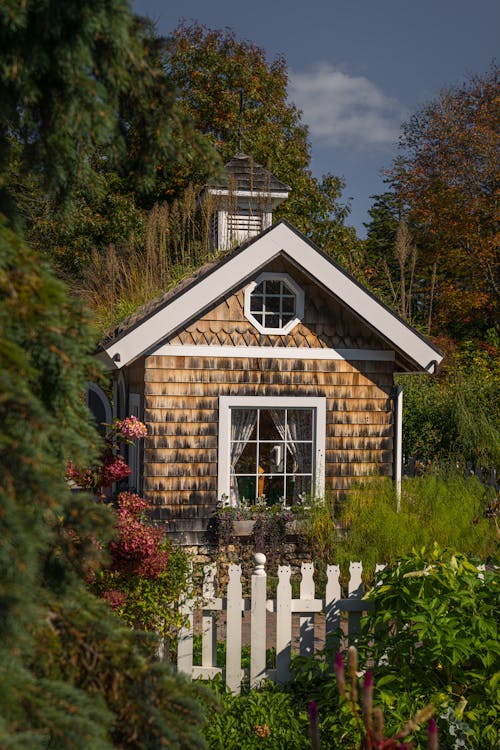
[151, 344, 396, 362]
[103, 222, 442, 372]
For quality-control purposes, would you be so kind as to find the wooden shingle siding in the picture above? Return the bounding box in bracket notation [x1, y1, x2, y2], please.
[143, 353, 394, 538]
[165, 258, 384, 352]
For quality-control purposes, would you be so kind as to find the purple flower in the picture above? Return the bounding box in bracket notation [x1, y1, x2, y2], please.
[308, 701, 320, 750]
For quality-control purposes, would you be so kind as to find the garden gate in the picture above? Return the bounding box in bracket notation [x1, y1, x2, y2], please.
[177, 553, 384, 694]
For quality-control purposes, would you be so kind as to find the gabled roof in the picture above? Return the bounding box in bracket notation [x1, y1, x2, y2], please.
[100, 219, 443, 373]
[208, 153, 290, 195]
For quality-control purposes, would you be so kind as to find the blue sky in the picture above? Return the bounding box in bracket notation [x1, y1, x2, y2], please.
[132, 0, 498, 236]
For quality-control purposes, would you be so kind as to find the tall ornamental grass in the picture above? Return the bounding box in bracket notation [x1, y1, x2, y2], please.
[307, 475, 497, 579]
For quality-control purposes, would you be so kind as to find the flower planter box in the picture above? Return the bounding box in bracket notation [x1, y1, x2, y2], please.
[232, 520, 256, 536]
[232, 519, 304, 537]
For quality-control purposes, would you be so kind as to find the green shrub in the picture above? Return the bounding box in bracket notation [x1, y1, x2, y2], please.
[357, 546, 500, 748]
[399, 369, 500, 468]
[203, 683, 309, 750]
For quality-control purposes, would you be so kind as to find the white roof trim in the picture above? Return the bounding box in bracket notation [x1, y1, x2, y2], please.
[151, 344, 396, 362]
[208, 189, 289, 199]
[103, 222, 442, 372]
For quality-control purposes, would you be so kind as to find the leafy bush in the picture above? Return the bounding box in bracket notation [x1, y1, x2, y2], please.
[399, 368, 500, 468]
[203, 683, 309, 750]
[92, 492, 191, 645]
[356, 546, 500, 748]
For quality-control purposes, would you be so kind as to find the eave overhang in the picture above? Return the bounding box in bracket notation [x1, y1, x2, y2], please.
[101, 220, 443, 374]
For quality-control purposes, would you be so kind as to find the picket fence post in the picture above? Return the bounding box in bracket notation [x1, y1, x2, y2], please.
[176, 553, 379, 694]
[250, 552, 267, 688]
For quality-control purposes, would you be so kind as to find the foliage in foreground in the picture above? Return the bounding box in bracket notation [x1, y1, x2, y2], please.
[358, 547, 500, 748]
[0, 222, 213, 747]
[203, 682, 309, 750]
[203, 548, 498, 749]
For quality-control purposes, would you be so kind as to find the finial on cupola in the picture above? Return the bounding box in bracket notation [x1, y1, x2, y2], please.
[204, 153, 290, 252]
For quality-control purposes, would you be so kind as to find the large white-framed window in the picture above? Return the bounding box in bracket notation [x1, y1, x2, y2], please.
[244, 272, 304, 335]
[218, 396, 325, 506]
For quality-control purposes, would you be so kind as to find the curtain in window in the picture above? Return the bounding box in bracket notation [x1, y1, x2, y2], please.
[271, 409, 312, 500]
[230, 409, 257, 505]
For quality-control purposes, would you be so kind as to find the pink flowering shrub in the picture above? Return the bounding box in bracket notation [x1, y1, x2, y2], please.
[66, 414, 147, 494]
[109, 492, 170, 578]
[94, 492, 190, 639]
[114, 416, 148, 440]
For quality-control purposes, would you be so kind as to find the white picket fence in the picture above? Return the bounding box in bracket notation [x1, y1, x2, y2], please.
[177, 553, 384, 694]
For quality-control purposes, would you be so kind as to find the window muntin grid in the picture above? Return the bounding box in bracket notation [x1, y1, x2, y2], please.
[230, 407, 314, 505]
[249, 279, 297, 330]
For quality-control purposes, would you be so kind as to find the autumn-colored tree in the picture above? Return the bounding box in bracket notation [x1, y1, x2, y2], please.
[388, 65, 499, 337]
[164, 21, 359, 265]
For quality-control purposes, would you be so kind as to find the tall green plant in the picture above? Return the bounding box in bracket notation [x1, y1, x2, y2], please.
[334, 476, 496, 576]
[400, 370, 500, 468]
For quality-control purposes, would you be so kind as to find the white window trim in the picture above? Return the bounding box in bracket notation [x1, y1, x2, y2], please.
[217, 395, 326, 506]
[244, 272, 304, 335]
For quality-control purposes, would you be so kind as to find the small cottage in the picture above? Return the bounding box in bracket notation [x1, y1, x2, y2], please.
[97, 155, 443, 544]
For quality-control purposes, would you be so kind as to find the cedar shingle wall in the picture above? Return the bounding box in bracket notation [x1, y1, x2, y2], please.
[143, 355, 394, 535]
[166, 258, 383, 350]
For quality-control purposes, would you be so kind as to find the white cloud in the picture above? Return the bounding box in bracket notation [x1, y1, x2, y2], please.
[289, 64, 405, 148]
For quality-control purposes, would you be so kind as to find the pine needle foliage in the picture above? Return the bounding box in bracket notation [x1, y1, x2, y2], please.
[0, 222, 214, 747]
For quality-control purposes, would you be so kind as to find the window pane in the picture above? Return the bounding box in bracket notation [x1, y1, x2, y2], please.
[287, 409, 313, 439]
[264, 476, 285, 505]
[259, 442, 285, 473]
[282, 296, 295, 314]
[266, 280, 281, 295]
[235, 476, 256, 503]
[234, 442, 257, 474]
[286, 475, 312, 503]
[265, 313, 280, 328]
[259, 410, 283, 441]
[254, 282, 264, 295]
[266, 295, 281, 313]
[231, 410, 257, 441]
[286, 444, 313, 474]
[250, 295, 263, 312]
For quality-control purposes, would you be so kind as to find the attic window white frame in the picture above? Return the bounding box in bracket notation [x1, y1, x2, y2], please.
[244, 272, 304, 335]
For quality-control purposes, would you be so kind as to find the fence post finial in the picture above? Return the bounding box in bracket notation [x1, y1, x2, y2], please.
[253, 552, 266, 576]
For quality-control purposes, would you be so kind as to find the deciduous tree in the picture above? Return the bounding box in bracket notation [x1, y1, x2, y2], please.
[1, 6, 217, 275]
[388, 65, 499, 337]
[164, 21, 359, 262]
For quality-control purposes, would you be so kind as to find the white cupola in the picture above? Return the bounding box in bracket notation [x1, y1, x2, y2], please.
[204, 153, 290, 252]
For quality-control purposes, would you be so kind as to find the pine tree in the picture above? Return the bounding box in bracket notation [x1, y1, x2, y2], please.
[0, 1, 215, 745]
